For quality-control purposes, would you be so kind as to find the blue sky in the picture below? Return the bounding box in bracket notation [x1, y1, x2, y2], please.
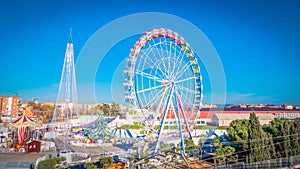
[0, 0, 299, 105]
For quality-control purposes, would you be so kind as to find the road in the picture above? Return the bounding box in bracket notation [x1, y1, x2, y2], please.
[0, 136, 129, 168]
[46, 136, 127, 161]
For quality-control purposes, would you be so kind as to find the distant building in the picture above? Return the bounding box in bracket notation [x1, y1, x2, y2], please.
[265, 104, 279, 109]
[201, 104, 217, 108]
[212, 113, 275, 126]
[282, 104, 293, 110]
[0, 96, 20, 118]
[125, 106, 300, 126]
[239, 104, 247, 108]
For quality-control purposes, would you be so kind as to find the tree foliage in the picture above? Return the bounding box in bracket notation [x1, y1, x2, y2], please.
[263, 118, 300, 158]
[27, 101, 54, 123]
[227, 112, 300, 164]
[227, 112, 276, 163]
[227, 119, 249, 152]
[213, 137, 238, 166]
[99, 156, 114, 169]
[95, 103, 121, 117]
[198, 134, 206, 159]
[248, 112, 272, 162]
[215, 146, 238, 166]
[84, 162, 98, 169]
[37, 157, 66, 169]
[184, 139, 198, 157]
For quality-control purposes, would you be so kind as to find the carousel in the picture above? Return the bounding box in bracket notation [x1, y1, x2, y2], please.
[9, 113, 38, 152]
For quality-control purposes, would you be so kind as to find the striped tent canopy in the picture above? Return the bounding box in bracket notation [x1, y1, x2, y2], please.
[12, 113, 38, 127]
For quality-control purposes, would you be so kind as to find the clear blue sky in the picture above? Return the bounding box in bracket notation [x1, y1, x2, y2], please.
[0, 0, 299, 105]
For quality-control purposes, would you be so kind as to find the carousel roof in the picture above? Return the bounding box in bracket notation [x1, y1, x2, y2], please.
[11, 113, 38, 127]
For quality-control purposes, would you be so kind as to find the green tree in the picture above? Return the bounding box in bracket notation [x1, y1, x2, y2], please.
[184, 139, 198, 157]
[198, 134, 207, 159]
[213, 137, 238, 166]
[263, 118, 300, 157]
[99, 156, 114, 169]
[100, 104, 110, 116]
[283, 120, 291, 157]
[215, 146, 238, 166]
[37, 157, 66, 169]
[84, 162, 97, 169]
[248, 112, 272, 162]
[128, 152, 136, 169]
[110, 102, 121, 116]
[227, 119, 249, 152]
[27, 102, 54, 123]
[160, 142, 172, 154]
[292, 119, 300, 155]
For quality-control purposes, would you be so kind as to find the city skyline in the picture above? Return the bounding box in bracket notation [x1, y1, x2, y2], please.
[0, 0, 299, 105]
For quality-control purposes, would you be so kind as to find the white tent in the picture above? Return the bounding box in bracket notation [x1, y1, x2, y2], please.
[108, 116, 133, 129]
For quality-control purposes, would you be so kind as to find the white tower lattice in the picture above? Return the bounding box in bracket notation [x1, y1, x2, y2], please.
[53, 28, 78, 122]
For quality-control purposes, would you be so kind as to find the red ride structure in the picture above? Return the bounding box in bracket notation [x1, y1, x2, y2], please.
[10, 113, 38, 149]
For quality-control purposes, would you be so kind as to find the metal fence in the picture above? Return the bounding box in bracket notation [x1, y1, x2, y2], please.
[216, 154, 300, 169]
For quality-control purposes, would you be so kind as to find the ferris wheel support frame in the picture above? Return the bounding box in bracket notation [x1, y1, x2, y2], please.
[175, 90, 192, 139]
[154, 83, 175, 153]
[174, 88, 186, 155]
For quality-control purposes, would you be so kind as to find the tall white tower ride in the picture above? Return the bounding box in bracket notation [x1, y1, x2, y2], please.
[53, 28, 78, 122]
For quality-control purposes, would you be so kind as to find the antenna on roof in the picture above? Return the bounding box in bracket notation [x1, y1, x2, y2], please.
[68, 27, 72, 43]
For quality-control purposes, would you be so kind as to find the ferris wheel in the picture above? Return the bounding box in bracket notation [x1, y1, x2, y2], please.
[124, 28, 203, 153]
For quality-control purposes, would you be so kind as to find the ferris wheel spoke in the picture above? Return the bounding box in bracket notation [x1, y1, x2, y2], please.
[174, 56, 186, 77]
[176, 85, 197, 95]
[175, 61, 191, 80]
[176, 89, 194, 106]
[175, 76, 197, 84]
[167, 41, 176, 77]
[158, 38, 172, 78]
[175, 51, 187, 74]
[149, 43, 169, 78]
[170, 42, 179, 78]
[139, 50, 167, 80]
[172, 47, 184, 77]
[180, 92, 194, 106]
[135, 83, 167, 94]
[145, 88, 165, 109]
[139, 50, 156, 66]
[135, 70, 163, 82]
[167, 41, 173, 76]
[159, 50, 171, 79]
[149, 40, 167, 69]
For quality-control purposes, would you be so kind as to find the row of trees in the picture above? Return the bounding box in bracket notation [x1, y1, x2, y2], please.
[263, 118, 300, 158]
[27, 102, 122, 123]
[38, 156, 115, 169]
[85, 156, 114, 169]
[79, 102, 122, 117]
[226, 112, 300, 164]
[94, 102, 121, 117]
[37, 157, 66, 169]
[27, 101, 54, 123]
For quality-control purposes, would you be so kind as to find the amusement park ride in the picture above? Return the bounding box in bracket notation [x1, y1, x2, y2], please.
[52, 27, 79, 123]
[48, 27, 202, 157]
[124, 28, 203, 155]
